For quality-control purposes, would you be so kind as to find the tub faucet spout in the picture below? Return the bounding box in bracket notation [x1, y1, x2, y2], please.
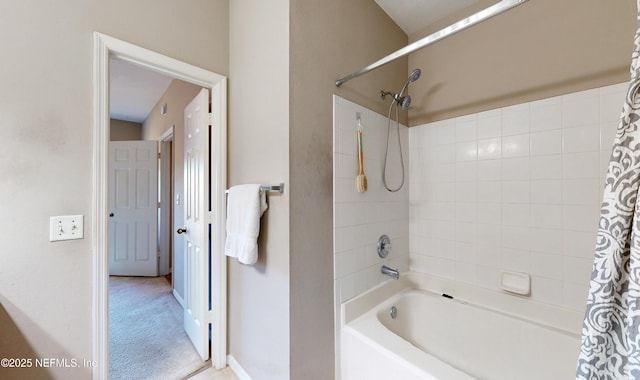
[381, 265, 399, 280]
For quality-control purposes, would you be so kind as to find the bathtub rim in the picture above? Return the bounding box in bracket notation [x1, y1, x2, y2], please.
[341, 271, 583, 337]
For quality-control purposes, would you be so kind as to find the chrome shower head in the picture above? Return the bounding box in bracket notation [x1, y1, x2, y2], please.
[382, 70, 420, 193]
[380, 92, 412, 110]
[398, 68, 421, 98]
[408, 68, 421, 83]
[380, 69, 420, 110]
[398, 96, 411, 110]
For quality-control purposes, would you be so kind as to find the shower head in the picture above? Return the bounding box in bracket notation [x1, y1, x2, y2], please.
[382, 70, 420, 193]
[398, 96, 411, 110]
[379, 92, 412, 110]
[408, 68, 421, 83]
[380, 68, 421, 110]
[398, 68, 421, 98]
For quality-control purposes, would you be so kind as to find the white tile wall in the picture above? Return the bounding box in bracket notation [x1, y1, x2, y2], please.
[333, 96, 410, 306]
[333, 96, 411, 372]
[409, 82, 627, 312]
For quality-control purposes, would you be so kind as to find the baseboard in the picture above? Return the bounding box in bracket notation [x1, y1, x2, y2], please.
[172, 289, 185, 308]
[227, 355, 252, 380]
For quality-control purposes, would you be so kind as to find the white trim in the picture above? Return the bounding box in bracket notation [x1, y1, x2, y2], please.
[159, 125, 174, 142]
[92, 32, 228, 379]
[92, 32, 110, 380]
[210, 77, 228, 370]
[158, 127, 174, 276]
[227, 355, 252, 380]
[172, 288, 185, 308]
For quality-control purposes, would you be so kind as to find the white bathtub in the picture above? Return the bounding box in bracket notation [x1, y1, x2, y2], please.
[340, 272, 582, 380]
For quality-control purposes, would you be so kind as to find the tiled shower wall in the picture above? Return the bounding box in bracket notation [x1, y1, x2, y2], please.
[333, 95, 410, 305]
[409, 82, 627, 312]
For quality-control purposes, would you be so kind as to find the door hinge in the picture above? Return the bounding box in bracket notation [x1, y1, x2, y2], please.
[158, 152, 161, 159]
[208, 211, 213, 225]
[207, 309, 214, 324]
[208, 113, 213, 126]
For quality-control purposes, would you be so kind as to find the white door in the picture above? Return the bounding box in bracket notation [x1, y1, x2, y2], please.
[108, 140, 158, 277]
[181, 88, 210, 361]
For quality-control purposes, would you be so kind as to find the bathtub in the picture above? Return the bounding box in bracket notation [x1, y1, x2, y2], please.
[340, 272, 582, 380]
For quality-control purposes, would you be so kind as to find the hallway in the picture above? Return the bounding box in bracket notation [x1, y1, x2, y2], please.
[109, 276, 205, 379]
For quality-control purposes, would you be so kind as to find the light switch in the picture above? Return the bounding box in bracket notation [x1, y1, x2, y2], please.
[50, 215, 84, 242]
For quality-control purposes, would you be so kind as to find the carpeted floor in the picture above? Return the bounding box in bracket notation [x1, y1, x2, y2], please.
[109, 276, 207, 380]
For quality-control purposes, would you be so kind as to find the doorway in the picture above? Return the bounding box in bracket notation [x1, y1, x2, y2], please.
[159, 128, 174, 282]
[93, 33, 228, 379]
[108, 276, 204, 379]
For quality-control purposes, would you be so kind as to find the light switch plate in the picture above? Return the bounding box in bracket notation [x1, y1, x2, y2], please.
[50, 215, 84, 242]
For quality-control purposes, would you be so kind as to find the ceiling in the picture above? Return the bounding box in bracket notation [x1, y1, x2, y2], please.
[109, 1, 485, 123]
[374, 0, 481, 35]
[110, 58, 173, 124]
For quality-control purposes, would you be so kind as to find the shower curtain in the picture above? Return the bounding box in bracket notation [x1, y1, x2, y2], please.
[577, 3, 640, 379]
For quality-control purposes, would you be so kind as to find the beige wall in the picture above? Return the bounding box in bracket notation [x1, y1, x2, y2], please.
[142, 79, 203, 140]
[408, 0, 637, 124]
[5, 1, 633, 379]
[228, 1, 291, 379]
[110, 118, 142, 141]
[228, 1, 407, 377]
[0, 1, 227, 378]
[143, 79, 203, 302]
[290, 0, 407, 378]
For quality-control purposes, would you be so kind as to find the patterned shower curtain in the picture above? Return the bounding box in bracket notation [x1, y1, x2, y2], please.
[577, 3, 640, 379]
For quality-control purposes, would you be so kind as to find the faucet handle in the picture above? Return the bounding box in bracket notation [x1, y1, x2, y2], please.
[377, 235, 391, 258]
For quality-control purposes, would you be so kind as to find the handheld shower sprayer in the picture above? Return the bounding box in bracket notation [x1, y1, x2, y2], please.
[381, 68, 421, 192]
[397, 68, 421, 100]
[380, 69, 421, 111]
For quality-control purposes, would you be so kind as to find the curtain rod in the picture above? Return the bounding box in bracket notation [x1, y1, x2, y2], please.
[335, 0, 529, 87]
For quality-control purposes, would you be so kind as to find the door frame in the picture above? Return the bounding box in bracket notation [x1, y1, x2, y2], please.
[159, 126, 174, 278]
[92, 32, 227, 379]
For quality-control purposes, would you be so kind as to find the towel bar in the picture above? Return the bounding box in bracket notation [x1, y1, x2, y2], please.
[225, 183, 285, 194]
[260, 183, 285, 193]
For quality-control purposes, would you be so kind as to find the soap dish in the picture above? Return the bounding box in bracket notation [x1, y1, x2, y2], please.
[500, 270, 531, 296]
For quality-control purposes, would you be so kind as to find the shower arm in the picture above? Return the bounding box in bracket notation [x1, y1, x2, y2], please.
[380, 91, 399, 101]
[334, 0, 528, 87]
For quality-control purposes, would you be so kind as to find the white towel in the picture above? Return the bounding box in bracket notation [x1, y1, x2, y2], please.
[224, 184, 268, 265]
